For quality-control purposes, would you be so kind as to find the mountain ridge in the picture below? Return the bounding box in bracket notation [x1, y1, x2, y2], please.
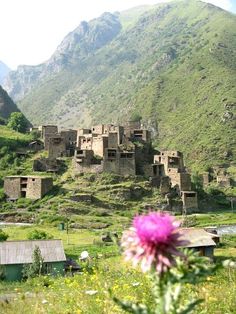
[0, 85, 20, 120]
[3, 0, 236, 170]
[0, 61, 11, 85]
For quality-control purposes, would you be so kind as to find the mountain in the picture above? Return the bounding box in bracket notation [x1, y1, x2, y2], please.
[3, 0, 236, 170]
[0, 85, 20, 119]
[0, 61, 11, 84]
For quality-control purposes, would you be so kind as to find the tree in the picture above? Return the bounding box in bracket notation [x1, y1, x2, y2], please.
[130, 112, 142, 122]
[7, 112, 28, 133]
[22, 246, 46, 279]
[0, 229, 8, 241]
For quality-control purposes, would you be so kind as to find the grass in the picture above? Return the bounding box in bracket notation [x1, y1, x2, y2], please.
[0, 249, 235, 314]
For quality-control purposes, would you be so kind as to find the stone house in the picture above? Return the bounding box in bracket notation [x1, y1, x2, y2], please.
[124, 120, 142, 138]
[73, 149, 103, 174]
[103, 148, 136, 176]
[74, 123, 139, 175]
[0, 240, 66, 281]
[60, 129, 77, 156]
[48, 135, 67, 159]
[124, 121, 151, 143]
[4, 176, 53, 200]
[152, 150, 191, 193]
[40, 125, 58, 150]
[181, 191, 198, 212]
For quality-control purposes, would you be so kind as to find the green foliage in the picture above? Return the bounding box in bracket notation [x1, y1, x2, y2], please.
[27, 229, 53, 240]
[0, 229, 8, 241]
[0, 117, 6, 125]
[7, 112, 28, 133]
[22, 246, 46, 279]
[130, 112, 142, 122]
[113, 250, 215, 314]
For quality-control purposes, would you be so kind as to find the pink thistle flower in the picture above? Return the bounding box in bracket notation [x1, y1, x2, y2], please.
[121, 212, 188, 273]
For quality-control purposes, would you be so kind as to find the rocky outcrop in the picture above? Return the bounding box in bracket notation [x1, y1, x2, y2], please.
[0, 85, 20, 119]
[3, 13, 121, 101]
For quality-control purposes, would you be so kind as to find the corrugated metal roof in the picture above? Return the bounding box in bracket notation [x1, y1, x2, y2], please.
[0, 240, 66, 265]
[179, 228, 217, 248]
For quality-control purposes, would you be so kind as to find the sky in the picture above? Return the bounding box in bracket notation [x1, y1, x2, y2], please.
[0, 0, 235, 69]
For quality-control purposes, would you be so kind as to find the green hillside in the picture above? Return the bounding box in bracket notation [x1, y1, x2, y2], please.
[6, 0, 236, 170]
[0, 85, 20, 119]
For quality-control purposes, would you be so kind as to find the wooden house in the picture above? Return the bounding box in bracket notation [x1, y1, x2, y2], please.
[179, 228, 219, 258]
[0, 240, 66, 281]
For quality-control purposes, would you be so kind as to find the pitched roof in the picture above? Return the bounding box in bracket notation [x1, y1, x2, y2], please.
[179, 228, 218, 248]
[0, 240, 66, 265]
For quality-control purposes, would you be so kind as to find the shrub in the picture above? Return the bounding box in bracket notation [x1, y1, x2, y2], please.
[27, 229, 53, 240]
[0, 229, 9, 241]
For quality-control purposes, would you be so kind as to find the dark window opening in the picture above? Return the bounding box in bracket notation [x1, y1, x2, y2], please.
[185, 193, 196, 198]
[134, 130, 143, 135]
[120, 153, 133, 159]
[21, 191, 26, 198]
[108, 150, 117, 158]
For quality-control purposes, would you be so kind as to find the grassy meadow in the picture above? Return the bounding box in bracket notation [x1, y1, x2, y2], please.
[0, 222, 236, 313]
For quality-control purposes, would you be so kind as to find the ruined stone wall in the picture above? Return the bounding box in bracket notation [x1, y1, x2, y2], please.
[91, 125, 104, 135]
[74, 149, 94, 166]
[108, 133, 118, 149]
[73, 159, 104, 174]
[124, 121, 141, 138]
[48, 136, 66, 159]
[103, 159, 119, 173]
[79, 136, 93, 151]
[168, 171, 191, 192]
[154, 151, 184, 174]
[181, 192, 198, 212]
[133, 129, 151, 143]
[217, 175, 232, 187]
[29, 141, 44, 152]
[118, 157, 136, 176]
[41, 125, 58, 150]
[4, 177, 21, 199]
[92, 136, 108, 157]
[33, 158, 59, 172]
[41, 178, 53, 197]
[26, 178, 42, 199]
[61, 130, 77, 148]
[160, 176, 171, 194]
[26, 177, 53, 199]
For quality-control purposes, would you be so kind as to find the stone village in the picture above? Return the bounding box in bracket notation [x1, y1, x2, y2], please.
[3, 120, 233, 213]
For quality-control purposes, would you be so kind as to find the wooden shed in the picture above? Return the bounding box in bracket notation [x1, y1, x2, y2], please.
[179, 228, 219, 258]
[0, 240, 66, 281]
